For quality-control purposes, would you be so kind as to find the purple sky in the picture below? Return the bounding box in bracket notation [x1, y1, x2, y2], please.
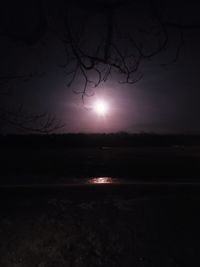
[1, 1, 200, 134]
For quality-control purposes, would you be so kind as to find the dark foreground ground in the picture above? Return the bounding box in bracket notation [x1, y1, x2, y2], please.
[1, 138, 200, 266]
[0, 184, 200, 267]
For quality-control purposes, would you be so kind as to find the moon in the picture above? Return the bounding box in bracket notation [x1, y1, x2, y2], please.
[93, 100, 109, 116]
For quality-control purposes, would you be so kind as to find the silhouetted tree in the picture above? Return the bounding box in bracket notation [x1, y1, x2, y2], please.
[0, 0, 200, 131]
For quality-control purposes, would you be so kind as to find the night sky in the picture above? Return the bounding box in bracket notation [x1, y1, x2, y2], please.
[1, 0, 200, 133]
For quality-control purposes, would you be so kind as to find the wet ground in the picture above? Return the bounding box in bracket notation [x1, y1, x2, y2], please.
[1, 145, 200, 266]
[0, 183, 200, 266]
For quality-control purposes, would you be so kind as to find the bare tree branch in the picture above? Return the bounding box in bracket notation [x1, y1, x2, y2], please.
[1, 0, 200, 131]
[0, 106, 64, 133]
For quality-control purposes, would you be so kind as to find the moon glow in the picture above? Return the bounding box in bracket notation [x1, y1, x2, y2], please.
[93, 100, 109, 116]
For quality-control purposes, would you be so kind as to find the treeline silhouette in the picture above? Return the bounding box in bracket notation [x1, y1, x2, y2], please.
[1, 133, 200, 148]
